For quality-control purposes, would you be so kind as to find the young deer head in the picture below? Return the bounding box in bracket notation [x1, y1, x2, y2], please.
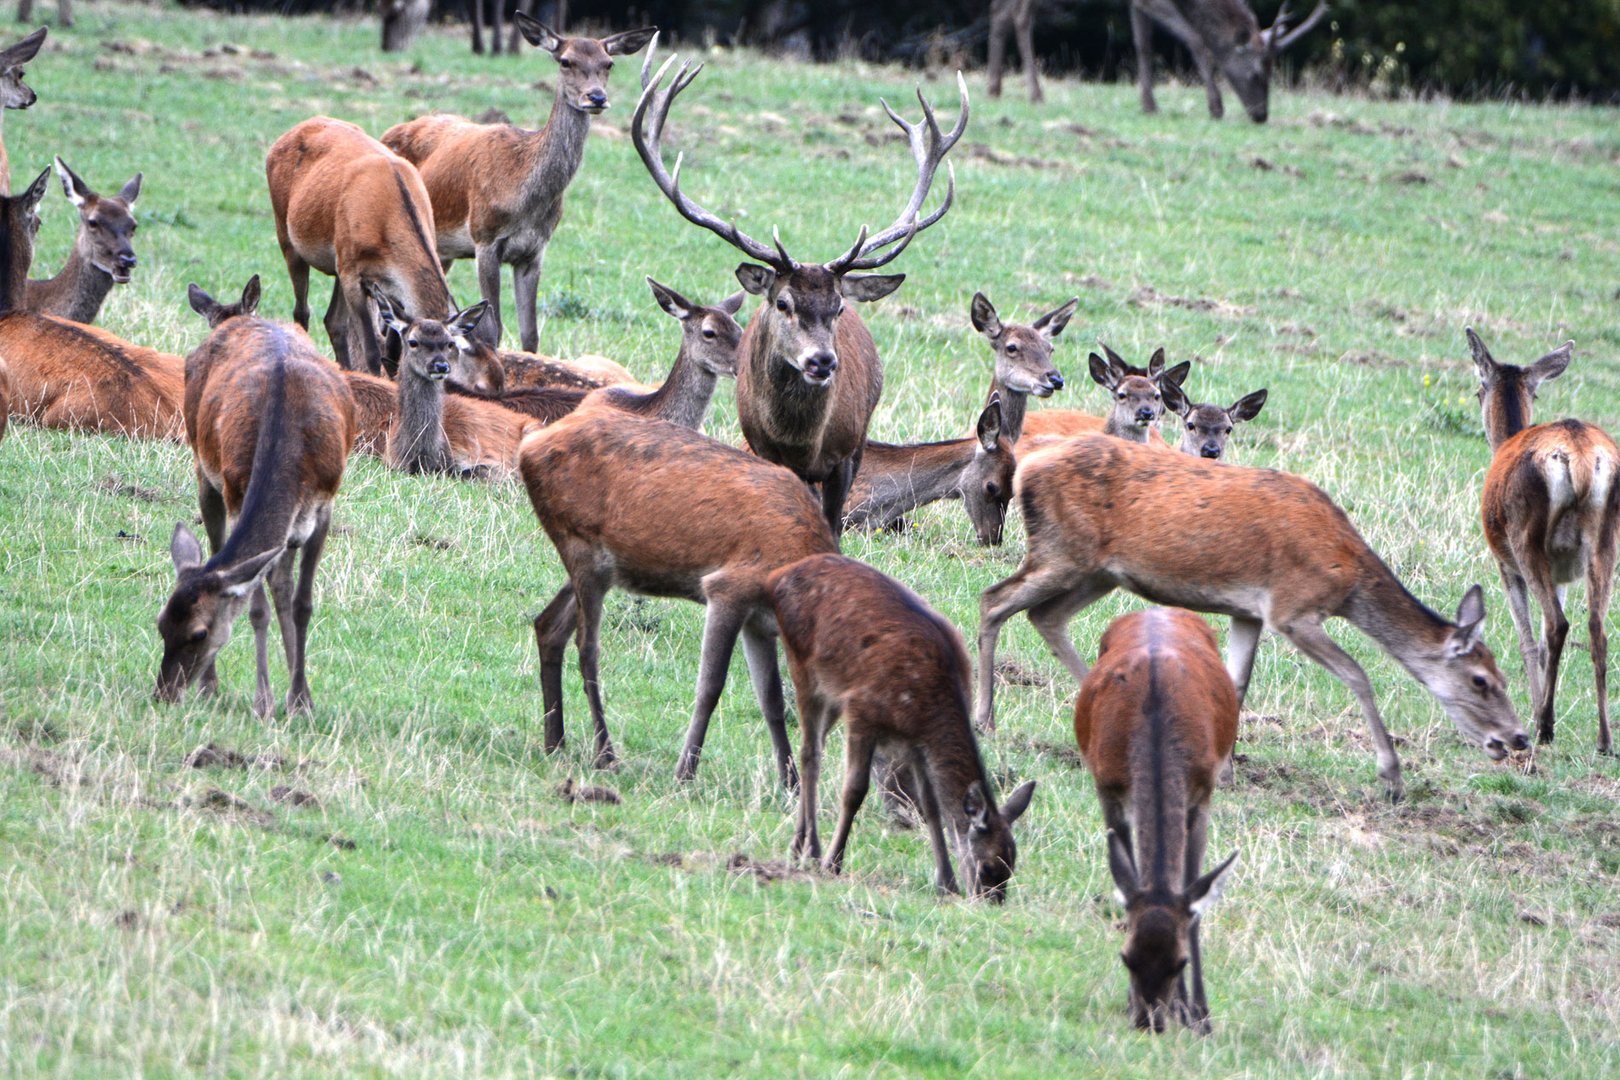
[54, 157, 140, 283]
[1468, 327, 1574, 449]
[1089, 346, 1190, 438]
[378, 294, 491, 382]
[962, 394, 1016, 546]
[1174, 388, 1267, 460]
[971, 291, 1077, 399]
[0, 27, 44, 111]
[1108, 830, 1238, 1032]
[154, 523, 281, 703]
[187, 275, 260, 329]
[516, 13, 656, 116]
[962, 777, 1037, 902]
[648, 276, 744, 377]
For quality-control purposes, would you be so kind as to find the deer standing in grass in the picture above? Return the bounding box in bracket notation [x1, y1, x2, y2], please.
[1171, 387, 1267, 460]
[520, 408, 837, 783]
[25, 157, 140, 323]
[383, 16, 656, 351]
[1076, 608, 1239, 1034]
[0, 26, 43, 195]
[156, 280, 356, 716]
[1470, 329, 1618, 753]
[976, 435, 1529, 799]
[1132, 0, 1329, 121]
[772, 553, 1036, 899]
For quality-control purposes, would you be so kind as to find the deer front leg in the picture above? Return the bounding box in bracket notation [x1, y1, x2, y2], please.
[1189, 41, 1225, 119]
[474, 242, 505, 348]
[1589, 549, 1615, 754]
[570, 569, 617, 769]
[1183, 804, 1213, 1035]
[910, 754, 961, 896]
[341, 275, 384, 377]
[533, 584, 578, 753]
[323, 281, 351, 369]
[976, 562, 1078, 731]
[1131, 3, 1158, 114]
[513, 255, 542, 354]
[196, 476, 228, 698]
[1013, 0, 1042, 103]
[1279, 619, 1404, 801]
[285, 508, 331, 715]
[249, 579, 274, 718]
[823, 725, 877, 876]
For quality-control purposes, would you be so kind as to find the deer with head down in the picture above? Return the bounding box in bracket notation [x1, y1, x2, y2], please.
[635, 42, 967, 535]
[25, 156, 141, 324]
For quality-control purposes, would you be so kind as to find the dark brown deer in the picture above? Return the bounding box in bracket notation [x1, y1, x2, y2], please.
[157, 280, 357, 716]
[376, 294, 493, 475]
[24, 157, 140, 323]
[771, 553, 1036, 899]
[1172, 388, 1267, 460]
[1471, 329, 1618, 753]
[380, 0, 430, 53]
[635, 45, 966, 534]
[1075, 607, 1239, 1034]
[520, 407, 837, 783]
[383, 16, 657, 351]
[843, 397, 1016, 545]
[0, 26, 43, 195]
[1133, 0, 1328, 122]
[987, 0, 1043, 103]
[975, 435, 1530, 799]
[15, 4, 67, 30]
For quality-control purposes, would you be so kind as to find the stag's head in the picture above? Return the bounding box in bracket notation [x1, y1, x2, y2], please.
[1225, 1, 1330, 123]
[1174, 388, 1268, 460]
[517, 13, 655, 116]
[55, 157, 141, 285]
[1090, 346, 1190, 436]
[155, 523, 281, 704]
[186, 276, 261, 329]
[972, 292, 1076, 399]
[959, 779, 1036, 902]
[961, 394, 1016, 546]
[0, 27, 44, 111]
[648, 277, 745, 378]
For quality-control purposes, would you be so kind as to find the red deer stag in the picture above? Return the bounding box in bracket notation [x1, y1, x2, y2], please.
[25, 156, 140, 323]
[157, 280, 357, 716]
[383, 16, 657, 351]
[0, 26, 42, 194]
[1076, 607, 1239, 1034]
[772, 553, 1036, 898]
[520, 408, 837, 784]
[975, 435, 1529, 799]
[635, 46, 967, 534]
[1171, 387, 1267, 460]
[1470, 329, 1618, 753]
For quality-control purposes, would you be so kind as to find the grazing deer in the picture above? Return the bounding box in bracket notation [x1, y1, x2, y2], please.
[24, 157, 140, 324]
[1133, 0, 1329, 122]
[266, 116, 472, 377]
[844, 397, 1016, 545]
[520, 408, 837, 783]
[0, 26, 43, 195]
[635, 46, 966, 534]
[376, 295, 493, 475]
[1470, 329, 1619, 753]
[975, 435, 1529, 799]
[157, 280, 357, 716]
[970, 291, 1076, 441]
[383, 16, 657, 351]
[1172, 388, 1267, 460]
[771, 553, 1036, 898]
[1076, 607, 1239, 1034]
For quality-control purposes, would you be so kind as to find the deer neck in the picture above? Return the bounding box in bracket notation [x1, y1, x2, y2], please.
[0, 218, 30, 317]
[393, 372, 455, 474]
[644, 342, 719, 430]
[1128, 658, 1191, 895]
[1482, 386, 1532, 450]
[988, 376, 1028, 442]
[1342, 554, 1455, 683]
[917, 711, 1000, 838]
[1103, 412, 1155, 442]
[29, 235, 114, 323]
[518, 93, 594, 208]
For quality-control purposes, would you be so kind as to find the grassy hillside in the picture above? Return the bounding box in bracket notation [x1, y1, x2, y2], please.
[2, 2, 1619, 1076]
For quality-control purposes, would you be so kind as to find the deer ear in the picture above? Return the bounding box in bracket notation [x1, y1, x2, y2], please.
[717, 290, 746, 316]
[1159, 360, 1191, 389]
[1107, 830, 1138, 898]
[1101, 343, 1127, 370]
[2, 27, 46, 67]
[602, 26, 657, 56]
[119, 172, 143, 207]
[1230, 388, 1268, 423]
[1033, 297, 1079, 339]
[1465, 327, 1498, 379]
[373, 293, 409, 335]
[239, 275, 260, 317]
[970, 291, 1002, 338]
[187, 283, 219, 321]
[646, 276, 692, 320]
[450, 300, 490, 339]
[21, 166, 50, 210]
[838, 273, 904, 303]
[1001, 779, 1036, 824]
[1147, 347, 1167, 377]
[735, 263, 775, 297]
[514, 12, 563, 54]
[1088, 352, 1117, 390]
[1528, 341, 1574, 390]
[1187, 849, 1239, 918]
[1161, 379, 1190, 417]
[1451, 584, 1487, 651]
[963, 782, 991, 832]
[169, 522, 204, 573]
[217, 547, 283, 598]
[976, 396, 1003, 451]
[54, 156, 89, 208]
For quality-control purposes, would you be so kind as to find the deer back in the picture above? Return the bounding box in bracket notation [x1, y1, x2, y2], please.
[0, 311, 183, 438]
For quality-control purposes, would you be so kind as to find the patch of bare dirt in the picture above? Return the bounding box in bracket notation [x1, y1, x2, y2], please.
[1128, 285, 1253, 318]
[269, 785, 320, 809]
[190, 788, 274, 826]
[994, 659, 1053, 689]
[1063, 272, 1113, 290]
[1338, 349, 1409, 369]
[727, 853, 816, 884]
[1250, 156, 1304, 178]
[964, 142, 1067, 171]
[558, 778, 621, 805]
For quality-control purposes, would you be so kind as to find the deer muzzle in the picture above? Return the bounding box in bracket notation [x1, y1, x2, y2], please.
[800, 350, 838, 385]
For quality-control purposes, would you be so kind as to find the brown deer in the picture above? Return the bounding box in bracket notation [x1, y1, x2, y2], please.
[635, 46, 966, 534]
[1133, 0, 1328, 122]
[986, 0, 1043, 103]
[1470, 329, 1619, 753]
[520, 407, 837, 783]
[157, 280, 357, 717]
[495, 348, 639, 392]
[341, 366, 537, 474]
[24, 157, 140, 323]
[771, 553, 1036, 899]
[844, 397, 1016, 546]
[1085, 347, 1190, 442]
[0, 26, 43, 195]
[1075, 607, 1239, 1034]
[1172, 388, 1267, 460]
[970, 291, 1076, 441]
[382, 16, 657, 351]
[376, 295, 494, 475]
[266, 116, 473, 377]
[975, 435, 1530, 799]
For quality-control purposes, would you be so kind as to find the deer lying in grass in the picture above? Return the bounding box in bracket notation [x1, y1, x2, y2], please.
[1172, 388, 1267, 460]
[1083, 348, 1190, 442]
[520, 408, 837, 782]
[24, 157, 140, 323]
[490, 347, 640, 392]
[157, 280, 357, 716]
[976, 435, 1529, 799]
[1076, 608, 1239, 1034]
[0, 26, 43, 195]
[341, 366, 535, 474]
[1470, 329, 1618, 753]
[843, 396, 1016, 545]
[376, 295, 493, 475]
[772, 553, 1036, 898]
[384, 16, 656, 351]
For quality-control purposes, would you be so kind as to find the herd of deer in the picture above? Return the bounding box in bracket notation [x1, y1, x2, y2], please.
[0, 10, 1614, 1037]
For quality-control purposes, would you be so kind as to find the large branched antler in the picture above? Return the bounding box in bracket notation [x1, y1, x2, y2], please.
[825, 73, 970, 274]
[1265, 1, 1329, 54]
[633, 35, 791, 270]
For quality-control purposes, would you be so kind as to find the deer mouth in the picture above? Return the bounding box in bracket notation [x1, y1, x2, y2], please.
[110, 268, 133, 284]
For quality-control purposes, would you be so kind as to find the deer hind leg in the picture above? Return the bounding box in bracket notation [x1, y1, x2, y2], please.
[468, 0, 484, 54]
[1522, 565, 1569, 745]
[1130, 4, 1158, 113]
[823, 725, 877, 876]
[196, 476, 228, 698]
[1183, 803, 1213, 1034]
[1278, 619, 1404, 802]
[342, 276, 385, 377]
[976, 562, 1095, 731]
[570, 569, 616, 769]
[533, 584, 578, 753]
[1014, 0, 1042, 103]
[1590, 530, 1617, 755]
[474, 243, 505, 348]
[1029, 576, 1115, 687]
[1190, 42, 1224, 118]
[285, 252, 312, 331]
[1498, 565, 1544, 714]
[741, 610, 798, 791]
[267, 542, 299, 714]
[323, 281, 352, 369]
[285, 508, 331, 715]
[792, 694, 829, 863]
[676, 591, 750, 782]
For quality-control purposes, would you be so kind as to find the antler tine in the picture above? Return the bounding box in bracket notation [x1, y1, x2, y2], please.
[827, 71, 969, 273]
[631, 49, 789, 269]
[639, 30, 662, 91]
[1275, 1, 1328, 52]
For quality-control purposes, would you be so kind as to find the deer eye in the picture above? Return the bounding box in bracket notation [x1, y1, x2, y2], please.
[87, 217, 99, 228]
[558, 58, 572, 69]
[1117, 390, 1127, 399]
[776, 298, 790, 314]
[1006, 342, 1019, 354]
[1153, 390, 1161, 400]
[407, 338, 419, 348]
[605, 60, 614, 71]
[1472, 674, 1488, 690]
[189, 627, 207, 644]
[701, 327, 715, 339]
[985, 481, 1000, 498]
[1224, 427, 1233, 435]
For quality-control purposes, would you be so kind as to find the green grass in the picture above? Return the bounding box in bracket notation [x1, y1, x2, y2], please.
[3, 2, 1620, 1076]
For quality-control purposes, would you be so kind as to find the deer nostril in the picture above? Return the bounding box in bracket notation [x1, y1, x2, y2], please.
[1202, 446, 1220, 459]
[1048, 372, 1064, 390]
[1512, 732, 1530, 751]
[120, 254, 138, 268]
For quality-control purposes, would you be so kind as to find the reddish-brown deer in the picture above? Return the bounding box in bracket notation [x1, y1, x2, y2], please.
[24, 156, 141, 324]
[383, 16, 656, 351]
[520, 408, 837, 783]
[1470, 328, 1618, 753]
[844, 396, 1016, 545]
[771, 553, 1036, 898]
[635, 45, 966, 534]
[0, 26, 43, 195]
[157, 280, 357, 716]
[1076, 607, 1239, 1034]
[1172, 388, 1267, 460]
[976, 435, 1529, 799]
